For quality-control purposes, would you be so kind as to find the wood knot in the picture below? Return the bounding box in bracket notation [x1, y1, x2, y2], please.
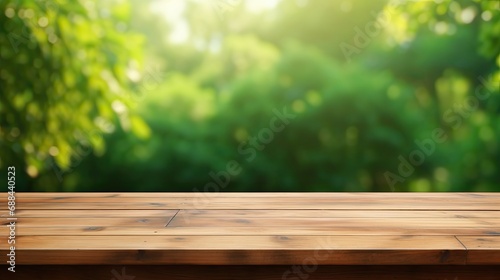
[84, 226, 104, 231]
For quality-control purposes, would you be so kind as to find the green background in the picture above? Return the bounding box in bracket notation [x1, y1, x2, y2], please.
[1, 0, 499, 192]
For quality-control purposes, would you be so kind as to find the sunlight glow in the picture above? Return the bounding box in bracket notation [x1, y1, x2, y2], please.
[149, 0, 281, 44]
[149, 0, 189, 43]
[245, 0, 280, 12]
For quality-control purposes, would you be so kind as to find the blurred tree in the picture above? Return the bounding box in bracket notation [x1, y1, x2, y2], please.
[4, 0, 499, 192]
[0, 0, 146, 189]
[379, 0, 498, 123]
[379, 0, 500, 191]
[214, 42, 433, 191]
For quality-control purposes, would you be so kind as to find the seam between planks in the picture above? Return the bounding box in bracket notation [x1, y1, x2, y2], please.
[454, 235, 469, 264]
[165, 210, 180, 227]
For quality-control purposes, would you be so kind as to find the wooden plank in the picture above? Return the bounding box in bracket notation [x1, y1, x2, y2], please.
[1, 217, 174, 227]
[159, 227, 499, 236]
[176, 209, 500, 218]
[9, 197, 192, 203]
[167, 216, 500, 228]
[0, 235, 466, 265]
[0, 235, 466, 250]
[6, 195, 500, 205]
[1, 192, 497, 267]
[1, 265, 500, 280]
[13, 202, 180, 210]
[3, 209, 499, 219]
[1, 225, 499, 237]
[5, 247, 465, 265]
[9, 196, 493, 203]
[10, 201, 500, 210]
[4, 193, 499, 210]
[456, 236, 500, 264]
[0, 209, 178, 218]
[3, 192, 498, 198]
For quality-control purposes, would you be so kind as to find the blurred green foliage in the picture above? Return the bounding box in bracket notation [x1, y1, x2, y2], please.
[0, 0, 147, 188]
[1, 0, 499, 192]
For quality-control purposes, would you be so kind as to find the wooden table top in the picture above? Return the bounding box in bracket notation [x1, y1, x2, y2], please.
[1, 192, 499, 265]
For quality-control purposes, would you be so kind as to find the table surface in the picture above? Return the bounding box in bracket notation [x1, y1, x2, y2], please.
[1, 192, 499, 265]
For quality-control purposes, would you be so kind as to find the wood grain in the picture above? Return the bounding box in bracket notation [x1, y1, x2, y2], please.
[10, 200, 500, 210]
[2, 225, 500, 236]
[1, 209, 178, 218]
[1, 192, 499, 270]
[2, 192, 498, 198]
[2, 193, 499, 210]
[456, 236, 500, 264]
[3, 209, 500, 218]
[1, 217, 174, 227]
[0, 235, 465, 265]
[176, 209, 500, 218]
[168, 216, 500, 228]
